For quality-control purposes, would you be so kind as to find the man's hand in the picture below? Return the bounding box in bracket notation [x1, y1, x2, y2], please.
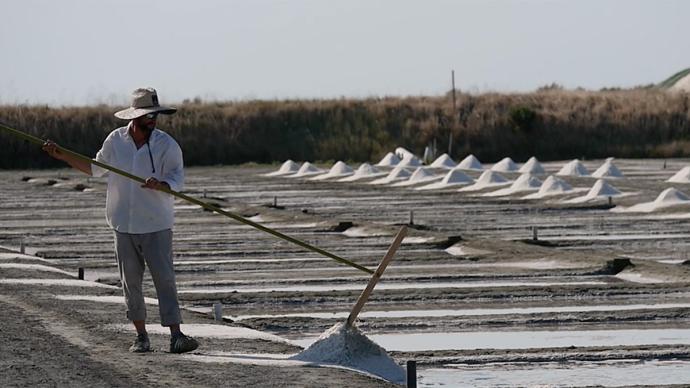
[142, 177, 170, 191]
[42, 140, 65, 161]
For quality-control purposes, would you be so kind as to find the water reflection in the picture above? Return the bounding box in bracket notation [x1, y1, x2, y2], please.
[419, 359, 690, 387]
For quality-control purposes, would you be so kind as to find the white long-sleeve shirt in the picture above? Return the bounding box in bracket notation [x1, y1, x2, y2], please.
[91, 124, 184, 234]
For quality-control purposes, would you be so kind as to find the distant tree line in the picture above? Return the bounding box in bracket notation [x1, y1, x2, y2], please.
[1, 89, 689, 169]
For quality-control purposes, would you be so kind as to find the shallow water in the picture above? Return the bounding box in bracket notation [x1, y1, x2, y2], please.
[536, 233, 690, 241]
[177, 280, 606, 294]
[296, 328, 690, 351]
[418, 359, 690, 387]
[232, 302, 690, 320]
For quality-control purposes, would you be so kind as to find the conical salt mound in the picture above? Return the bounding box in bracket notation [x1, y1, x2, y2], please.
[290, 323, 405, 384]
[667, 166, 690, 183]
[490, 157, 519, 172]
[592, 159, 624, 178]
[398, 153, 423, 167]
[442, 169, 473, 184]
[339, 163, 387, 182]
[483, 173, 542, 197]
[586, 179, 621, 197]
[519, 156, 545, 174]
[430, 153, 457, 169]
[415, 168, 473, 190]
[457, 154, 483, 170]
[562, 179, 622, 204]
[613, 187, 690, 213]
[263, 159, 300, 176]
[654, 187, 690, 204]
[458, 170, 510, 192]
[510, 173, 542, 190]
[376, 152, 401, 167]
[287, 162, 324, 178]
[522, 175, 573, 199]
[538, 175, 572, 194]
[556, 159, 590, 177]
[310, 161, 354, 180]
[392, 167, 440, 187]
[476, 170, 509, 185]
[369, 166, 411, 185]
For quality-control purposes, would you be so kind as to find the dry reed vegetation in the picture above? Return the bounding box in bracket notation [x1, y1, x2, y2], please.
[1, 89, 689, 169]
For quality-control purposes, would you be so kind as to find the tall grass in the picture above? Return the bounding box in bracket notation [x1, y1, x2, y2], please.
[1, 89, 688, 169]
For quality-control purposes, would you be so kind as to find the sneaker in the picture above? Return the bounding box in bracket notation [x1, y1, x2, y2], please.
[129, 333, 150, 353]
[170, 332, 199, 354]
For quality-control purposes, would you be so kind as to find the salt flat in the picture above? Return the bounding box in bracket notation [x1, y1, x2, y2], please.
[3, 158, 690, 386]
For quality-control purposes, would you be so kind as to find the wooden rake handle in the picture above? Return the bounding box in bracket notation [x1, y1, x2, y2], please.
[346, 225, 408, 326]
[0, 122, 374, 275]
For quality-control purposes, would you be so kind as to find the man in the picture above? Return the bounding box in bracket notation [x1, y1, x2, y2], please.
[42, 87, 199, 354]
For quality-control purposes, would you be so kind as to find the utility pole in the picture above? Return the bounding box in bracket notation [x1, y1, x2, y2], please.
[449, 70, 456, 156]
[452, 70, 457, 110]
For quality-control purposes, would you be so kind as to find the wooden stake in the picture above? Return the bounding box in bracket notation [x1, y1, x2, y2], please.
[346, 226, 407, 326]
[407, 360, 417, 388]
[213, 303, 223, 321]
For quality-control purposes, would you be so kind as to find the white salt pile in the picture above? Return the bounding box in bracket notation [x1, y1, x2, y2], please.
[667, 166, 690, 183]
[458, 170, 510, 192]
[522, 175, 576, 199]
[456, 154, 483, 170]
[519, 156, 546, 174]
[338, 163, 387, 182]
[286, 162, 324, 178]
[612, 187, 690, 213]
[290, 322, 405, 384]
[556, 159, 590, 177]
[369, 166, 411, 185]
[394, 147, 416, 160]
[263, 160, 300, 177]
[444, 243, 493, 257]
[376, 152, 401, 167]
[397, 153, 423, 167]
[490, 157, 519, 172]
[482, 173, 542, 197]
[563, 179, 621, 203]
[592, 158, 624, 178]
[430, 153, 457, 169]
[391, 167, 440, 187]
[415, 168, 474, 190]
[310, 161, 354, 181]
[615, 271, 666, 284]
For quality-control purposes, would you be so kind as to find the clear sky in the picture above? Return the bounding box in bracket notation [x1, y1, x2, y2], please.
[1, 0, 689, 106]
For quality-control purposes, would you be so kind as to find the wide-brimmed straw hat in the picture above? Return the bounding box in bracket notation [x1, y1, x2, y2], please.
[114, 87, 177, 119]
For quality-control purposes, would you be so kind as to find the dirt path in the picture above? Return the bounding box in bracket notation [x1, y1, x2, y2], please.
[0, 280, 396, 387]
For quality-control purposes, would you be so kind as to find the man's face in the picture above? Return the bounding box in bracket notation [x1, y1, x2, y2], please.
[134, 113, 157, 132]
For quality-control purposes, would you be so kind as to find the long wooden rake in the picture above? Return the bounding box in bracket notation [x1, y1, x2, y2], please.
[0, 122, 375, 274]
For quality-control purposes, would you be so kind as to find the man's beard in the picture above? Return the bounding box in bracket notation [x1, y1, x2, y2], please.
[140, 123, 155, 134]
